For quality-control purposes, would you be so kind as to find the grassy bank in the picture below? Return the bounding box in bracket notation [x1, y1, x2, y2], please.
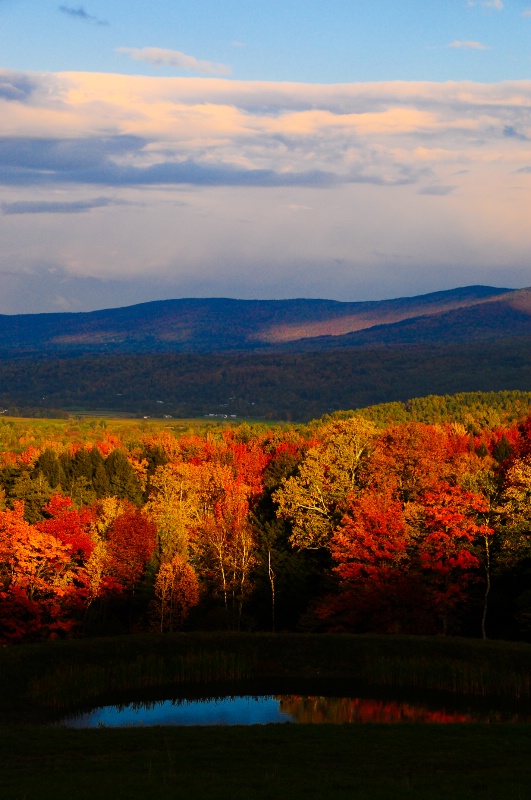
[2, 633, 531, 722]
[2, 633, 531, 799]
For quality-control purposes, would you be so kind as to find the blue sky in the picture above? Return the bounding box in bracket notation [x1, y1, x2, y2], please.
[1, 1, 531, 313]
[2, 0, 531, 82]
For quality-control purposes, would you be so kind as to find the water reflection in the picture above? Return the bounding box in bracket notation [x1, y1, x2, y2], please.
[56, 694, 531, 728]
[278, 695, 527, 724]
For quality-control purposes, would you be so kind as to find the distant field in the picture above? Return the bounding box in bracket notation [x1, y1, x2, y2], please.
[0, 414, 284, 456]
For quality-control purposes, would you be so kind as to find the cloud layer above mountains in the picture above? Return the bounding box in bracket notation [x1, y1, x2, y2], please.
[1, 69, 530, 312]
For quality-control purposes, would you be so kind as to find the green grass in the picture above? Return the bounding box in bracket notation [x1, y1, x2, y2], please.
[3, 724, 531, 800]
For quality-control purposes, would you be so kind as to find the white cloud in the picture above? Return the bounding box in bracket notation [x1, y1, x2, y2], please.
[116, 47, 231, 76]
[2, 71, 531, 192]
[449, 40, 489, 50]
[467, 1, 504, 9]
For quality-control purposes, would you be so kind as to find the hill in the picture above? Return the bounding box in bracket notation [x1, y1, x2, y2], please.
[0, 285, 515, 355]
[3, 284, 531, 420]
[284, 287, 531, 350]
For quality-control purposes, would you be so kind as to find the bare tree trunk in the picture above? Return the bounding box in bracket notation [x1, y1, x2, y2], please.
[268, 548, 275, 632]
[481, 534, 491, 641]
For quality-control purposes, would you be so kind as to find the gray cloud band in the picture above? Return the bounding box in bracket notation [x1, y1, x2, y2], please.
[0, 74, 44, 102]
[0, 134, 424, 189]
[1, 197, 125, 214]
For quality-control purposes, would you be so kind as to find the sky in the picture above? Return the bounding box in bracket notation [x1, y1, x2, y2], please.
[1, 1, 531, 314]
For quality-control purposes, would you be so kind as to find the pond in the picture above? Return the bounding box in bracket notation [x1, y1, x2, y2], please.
[55, 692, 531, 728]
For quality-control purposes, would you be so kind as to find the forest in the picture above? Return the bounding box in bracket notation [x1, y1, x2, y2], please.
[3, 335, 531, 421]
[1, 392, 531, 645]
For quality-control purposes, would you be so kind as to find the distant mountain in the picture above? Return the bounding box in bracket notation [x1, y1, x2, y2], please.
[279, 287, 531, 350]
[0, 285, 518, 355]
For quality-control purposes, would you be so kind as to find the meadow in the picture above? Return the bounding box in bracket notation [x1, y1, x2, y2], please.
[2, 633, 531, 800]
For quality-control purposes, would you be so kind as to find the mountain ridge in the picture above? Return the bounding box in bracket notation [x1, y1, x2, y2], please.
[0, 284, 519, 355]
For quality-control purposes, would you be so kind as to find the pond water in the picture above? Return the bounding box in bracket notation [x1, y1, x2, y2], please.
[55, 694, 531, 728]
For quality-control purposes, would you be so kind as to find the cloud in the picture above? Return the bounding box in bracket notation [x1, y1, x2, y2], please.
[1, 196, 125, 214]
[449, 40, 488, 50]
[0, 135, 145, 184]
[504, 125, 528, 141]
[418, 185, 457, 196]
[116, 47, 231, 76]
[58, 5, 108, 25]
[0, 263, 184, 314]
[0, 135, 339, 187]
[1, 74, 531, 194]
[467, 1, 504, 8]
[1, 72, 531, 314]
[0, 72, 40, 102]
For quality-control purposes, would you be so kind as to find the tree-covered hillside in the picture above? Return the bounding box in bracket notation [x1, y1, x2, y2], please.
[2, 338, 531, 421]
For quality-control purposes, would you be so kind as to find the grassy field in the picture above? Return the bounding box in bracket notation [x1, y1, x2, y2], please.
[2, 633, 531, 799]
[3, 723, 531, 800]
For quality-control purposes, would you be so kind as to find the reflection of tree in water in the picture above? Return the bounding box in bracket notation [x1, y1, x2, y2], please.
[277, 696, 477, 724]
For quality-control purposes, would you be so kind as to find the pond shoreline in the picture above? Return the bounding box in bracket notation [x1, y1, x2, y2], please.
[2, 632, 531, 726]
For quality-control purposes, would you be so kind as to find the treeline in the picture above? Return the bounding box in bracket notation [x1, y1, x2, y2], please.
[329, 391, 531, 430]
[2, 337, 531, 420]
[2, 400, 531, 644]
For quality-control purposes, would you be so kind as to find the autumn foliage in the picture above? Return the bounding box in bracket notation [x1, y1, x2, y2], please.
[2, 406, 531, 642]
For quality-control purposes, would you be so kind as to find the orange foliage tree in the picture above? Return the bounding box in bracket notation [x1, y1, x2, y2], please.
[192, 462, 257, 628]
[106, 504, 157, 590]
[37, 494, 95, 563]
[415, 483, 493, 634]
[151, 554, 200, 632]
[323, 481, 492, 634]
[0, 501, 82, 642]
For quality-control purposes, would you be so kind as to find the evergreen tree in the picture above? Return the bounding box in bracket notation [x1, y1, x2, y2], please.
[33, 449, 64, 490]
[91, 448, 110, 497]
[10, 471, 53, 523]
[105, 449, 143, 505]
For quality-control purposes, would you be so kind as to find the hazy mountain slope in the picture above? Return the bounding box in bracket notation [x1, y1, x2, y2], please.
[0, 285, 511, 354]
[280, 287, 531, 350]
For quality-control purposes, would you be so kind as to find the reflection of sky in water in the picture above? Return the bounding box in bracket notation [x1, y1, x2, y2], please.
[62, 697, 292, 728]
[56, 695, 531, 728]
